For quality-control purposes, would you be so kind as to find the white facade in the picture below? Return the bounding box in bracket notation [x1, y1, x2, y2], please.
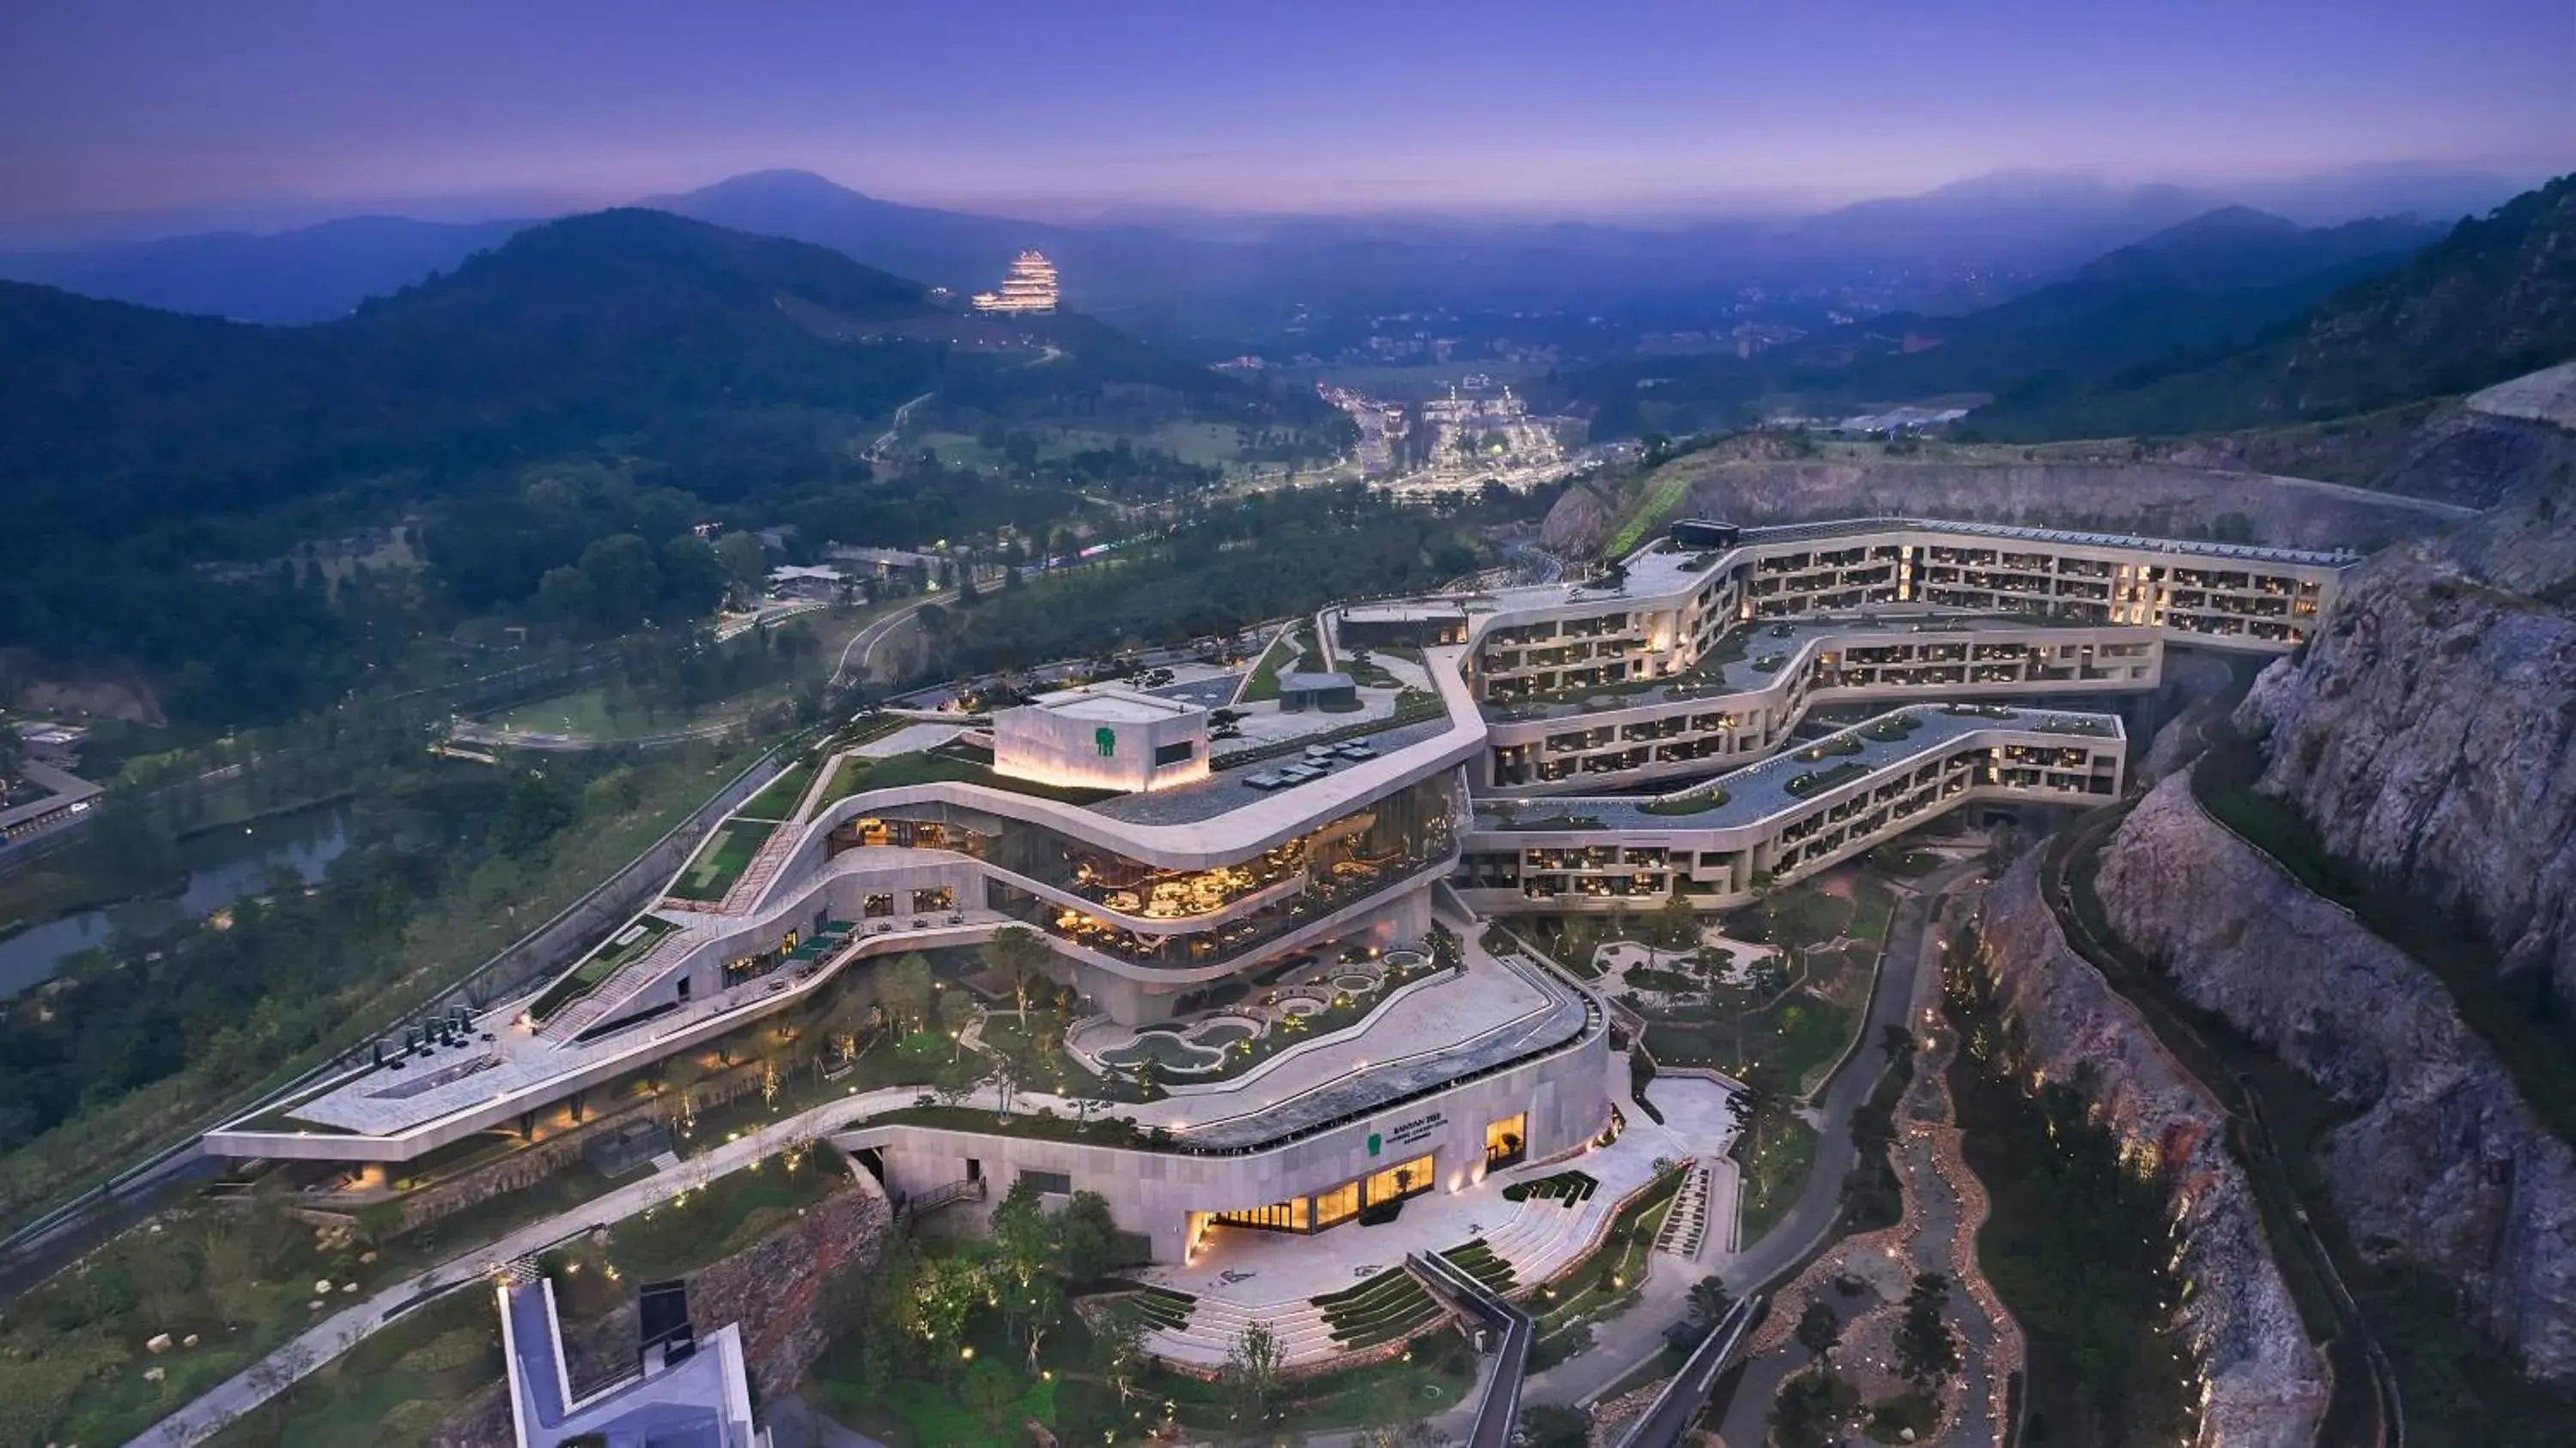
[992, 684, 1211, 794]
[841, 1012, 1608, 1262]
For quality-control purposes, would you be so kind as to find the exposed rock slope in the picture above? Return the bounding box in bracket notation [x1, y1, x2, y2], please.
[2099, 776, 2576, 1382]
[2238, 480, 2576, 1003]
[1974, 854, 2330, 1443]
[1540, 455, 2473, 559]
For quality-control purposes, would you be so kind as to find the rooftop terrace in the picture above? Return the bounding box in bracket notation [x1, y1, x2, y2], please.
[1737, 514, 2359, 568]
[1477, 608, 2131, 722]
[1473, 702, 2123, 833]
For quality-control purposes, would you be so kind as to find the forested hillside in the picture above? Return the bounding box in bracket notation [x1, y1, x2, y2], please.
[0, 210, 1324, 727]
[1971, 174, 2576, 439]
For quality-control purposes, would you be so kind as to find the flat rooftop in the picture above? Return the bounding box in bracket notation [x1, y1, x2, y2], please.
[1479, 608, 2146, 723]
[1082, 711, 1458, 827]
[1342, 602, 1469, 624]
[270, 903, 1011, 1139]
[1152, 944, 1593, 1151]
[1738, 515, 2359, 569]
[1474, 703, 2124, 833]
[0, 761, 102, 832]
[1029, 684, 1203, 723]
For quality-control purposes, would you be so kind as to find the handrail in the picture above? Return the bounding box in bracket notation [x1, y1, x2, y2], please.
[1613, 1293, 1766, 1448]
[1407, 1250, 1533, 1448]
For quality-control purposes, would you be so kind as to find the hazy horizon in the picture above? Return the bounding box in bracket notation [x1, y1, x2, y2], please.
[3, 0, 2567, 240]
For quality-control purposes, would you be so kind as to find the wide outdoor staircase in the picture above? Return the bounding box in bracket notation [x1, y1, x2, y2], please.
[538, 931, 696, 1043]
[1655, 1161, 1716, 1260]
[1144, 1288, 1341, 1370]
[1473, 1183, 1613, 1288]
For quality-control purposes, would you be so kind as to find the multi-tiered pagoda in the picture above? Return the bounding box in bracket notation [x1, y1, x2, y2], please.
[970, 250, 1060, 314]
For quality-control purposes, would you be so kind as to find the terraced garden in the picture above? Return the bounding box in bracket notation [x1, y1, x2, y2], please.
[1315, 1266, 1442, 1349]
[1128, 1286, 1197, 1333]
[1439, 1239, 1518, 1295]
[1501, 1170, 1600, 1208]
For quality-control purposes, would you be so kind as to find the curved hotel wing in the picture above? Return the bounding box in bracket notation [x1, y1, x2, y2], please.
[206, 517, 2351, 1262]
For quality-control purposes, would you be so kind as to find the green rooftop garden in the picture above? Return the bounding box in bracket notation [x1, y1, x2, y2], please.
[816, 747, 1120, 809]
[737, 757, 817, 822]
[665, 816, 782, 902]
[1639, 788, 1732, 817]
[1783, 761, 1873, 797]
[532, 914, 682, 1019]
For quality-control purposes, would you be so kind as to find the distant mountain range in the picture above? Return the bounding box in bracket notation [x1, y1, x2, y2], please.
[1968, 173, 2576, 439]
[0, 215, 530, 325]
[1820, 206, 2454, 392]
[0, 164, 2539, 325]
[0, 206, 1274, 545]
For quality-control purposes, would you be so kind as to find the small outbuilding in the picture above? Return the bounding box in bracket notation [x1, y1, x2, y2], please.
[1278, 671, 1359, 714]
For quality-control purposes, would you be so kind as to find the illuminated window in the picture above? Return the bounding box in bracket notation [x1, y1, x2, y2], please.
[1215, 1195, 1311, 1233]
[1311, 1180, 1360, 1228]
[1485, 1114, 1527, 1168]
[1364, 1153, 1436, 1207]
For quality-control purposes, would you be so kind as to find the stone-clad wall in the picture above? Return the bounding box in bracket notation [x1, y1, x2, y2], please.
[850, 1027, 1611, 1262]
[426, 1165, 893, 1447]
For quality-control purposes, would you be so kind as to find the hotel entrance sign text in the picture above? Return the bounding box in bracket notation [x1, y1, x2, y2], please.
[1370, 1110, 1446, 1156]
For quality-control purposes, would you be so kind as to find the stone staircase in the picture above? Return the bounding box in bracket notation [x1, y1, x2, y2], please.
[1146, 1291, 1340, 1370]
[538, 931, 696, 1043]
[1476, 1188, 1611, 1288]
[1655, 1161, 1716, 1260]
[650, 1151, 683, 1174]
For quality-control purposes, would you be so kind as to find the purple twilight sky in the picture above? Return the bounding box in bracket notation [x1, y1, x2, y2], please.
[2, 0, 2569, 230]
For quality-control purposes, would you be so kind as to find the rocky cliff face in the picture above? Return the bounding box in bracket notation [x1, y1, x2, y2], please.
[1537, 453, 2476, 563]
[1668, 459, 2466, 551]
[2238, 482, 2576, 1004]
[2095, 777, 2576, 1382]
[1974, 855, 2330, 1443]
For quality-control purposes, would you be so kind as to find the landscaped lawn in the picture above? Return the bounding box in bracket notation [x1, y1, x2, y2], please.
[201, 1284, 505, 1448]
[809, 748, 1118, 808]
[666, 817, 782, 902]
[531, 914, 680, 1019]
[1242, 629, 1303, 702]
[738, 757, 817, 821]
[1640, 787, 1731, 815]
[487, 685, 742, 740]
[1645, 989, 1852, 1090]
[550, 1153, 848, 1286]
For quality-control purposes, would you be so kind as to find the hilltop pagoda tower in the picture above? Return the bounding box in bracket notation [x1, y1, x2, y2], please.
[971, 250, 1060, 314]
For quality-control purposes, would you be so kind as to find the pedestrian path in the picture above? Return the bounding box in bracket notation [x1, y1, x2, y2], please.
[1653, 1161, 1715, 1259]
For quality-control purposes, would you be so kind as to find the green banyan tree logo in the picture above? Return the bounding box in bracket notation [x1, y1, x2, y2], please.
[1094, 726, 1116, 757]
